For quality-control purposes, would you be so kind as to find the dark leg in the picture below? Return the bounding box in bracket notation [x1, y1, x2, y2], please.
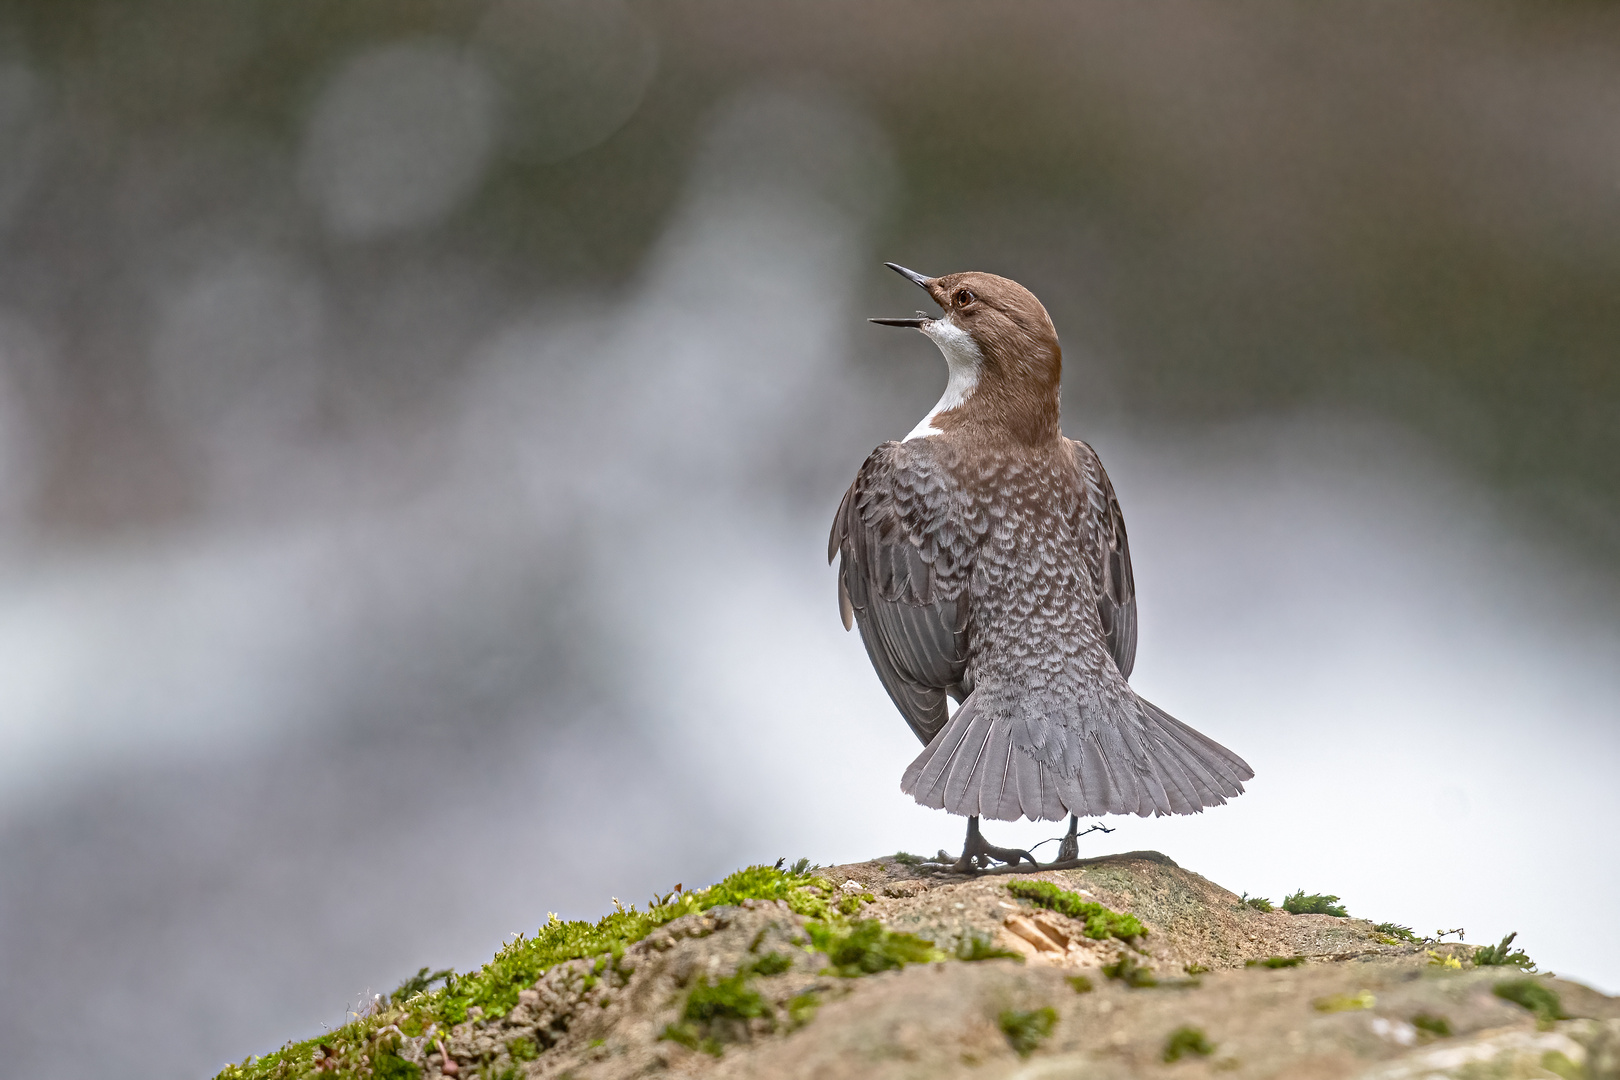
[949, 816, 1037, 874]
[1055, 815, 1080, 863]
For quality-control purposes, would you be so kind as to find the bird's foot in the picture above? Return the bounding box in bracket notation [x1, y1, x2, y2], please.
[1055, 815, 1081, 863]
[949, 816, 1037, 874]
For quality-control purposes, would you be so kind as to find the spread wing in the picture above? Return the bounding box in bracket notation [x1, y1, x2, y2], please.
[1072, 440, 1138, 678]
[829, 442, 971, 744]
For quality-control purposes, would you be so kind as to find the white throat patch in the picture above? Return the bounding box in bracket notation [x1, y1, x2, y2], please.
[903, 317, 983, 441]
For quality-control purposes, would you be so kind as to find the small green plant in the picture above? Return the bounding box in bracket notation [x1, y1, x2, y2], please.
[506, 1034, 541, 1062]
[837, 891, 875, 916]
[806, 919, 940, 976]
[1163, 1026, 1216, 1062]
[955, 931, 1024, 962]
[1373, 922, 1418, 943]
[660, 968, 774, 1056]
[1067, 974, 1094, 993]
[1240, 893, 1274, 913]
[371, 1046, 421, 1080]
[1494, 979, 1567, 1029]
[389, 967, 454, 1004]
[1246, 955, 1305, 969]
[1474, 932, 1536, 970]
[891, 851, 925, 866]
[1103, 953, 1158, 987]
[1426, 949, 1462, 970]
[749, 951, 793, 976]
[786, 991, 820, 1028]
[1314, 990, 1375, 1012]
[999, 1007, 1058, 1058]
[1185, 964, 1211, 976]
[1282, 890, 1348, 917]
[1006, 880, 1147, 941]
[1411, 1013, 1452, 1037]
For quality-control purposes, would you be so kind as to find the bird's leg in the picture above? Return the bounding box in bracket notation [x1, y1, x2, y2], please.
[1055, 814, 1081, 863]
[949, 816, 1037, 874]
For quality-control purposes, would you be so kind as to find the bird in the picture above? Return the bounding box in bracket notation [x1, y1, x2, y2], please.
[829, 263, 1253, 873]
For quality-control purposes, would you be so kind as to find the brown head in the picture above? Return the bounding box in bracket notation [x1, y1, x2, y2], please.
[871, 263, 1062, 445]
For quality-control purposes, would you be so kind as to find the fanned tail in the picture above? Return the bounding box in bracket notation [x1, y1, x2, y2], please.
[900, 690, 1252, 822]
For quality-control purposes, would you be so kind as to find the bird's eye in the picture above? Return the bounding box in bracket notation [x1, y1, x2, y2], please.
[954, 288, 976, 306]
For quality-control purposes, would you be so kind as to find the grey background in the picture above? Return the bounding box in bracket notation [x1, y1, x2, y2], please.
[0, 3, 1615, 1077]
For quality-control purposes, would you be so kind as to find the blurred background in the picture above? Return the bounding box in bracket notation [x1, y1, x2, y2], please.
[0, 2, 1616, 1075]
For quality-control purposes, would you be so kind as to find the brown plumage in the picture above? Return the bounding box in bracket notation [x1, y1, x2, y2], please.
[831, 265, 1252, 830]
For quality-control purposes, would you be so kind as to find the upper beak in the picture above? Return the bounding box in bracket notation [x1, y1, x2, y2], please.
[885, 262, 932, 289]
[869, 262, 935, 328]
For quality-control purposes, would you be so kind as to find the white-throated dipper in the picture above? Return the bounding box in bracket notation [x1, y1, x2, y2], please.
[831, 264, 1253, 872]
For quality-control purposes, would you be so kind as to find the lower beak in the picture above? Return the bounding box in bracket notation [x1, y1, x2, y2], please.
[869, 316, 929, 328]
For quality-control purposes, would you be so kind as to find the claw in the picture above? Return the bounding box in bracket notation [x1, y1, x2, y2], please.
[949, 816, 1038, 874]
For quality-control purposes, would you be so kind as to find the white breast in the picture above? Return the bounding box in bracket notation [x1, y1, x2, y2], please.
[903, 317, 983, 441]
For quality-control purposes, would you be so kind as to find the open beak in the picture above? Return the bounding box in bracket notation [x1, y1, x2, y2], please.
[869, 262, 936, 328]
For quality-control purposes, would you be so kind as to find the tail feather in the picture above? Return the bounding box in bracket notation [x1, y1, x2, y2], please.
[902, 686, 1252, 822]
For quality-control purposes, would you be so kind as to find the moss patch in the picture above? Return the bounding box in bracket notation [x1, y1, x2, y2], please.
[806, 918, 941, 977]
[1314, 990, 1375, 1013]
[1411, 1013, 1452, 1037]
[216, 863, 834, 1080]
[1006, 880, 1146, 941]
[660, 969, 774, 1056]
[999, 1007, 1057, 1058]
[1282, 890, 1348, 917]
[1246, 956, 1305, 969]
[1163, 1025, 1216, 1062]
[1494, 979, 1568, 1028]
[1103, 953, 1158, 988]
[955, 931, 1024, 963]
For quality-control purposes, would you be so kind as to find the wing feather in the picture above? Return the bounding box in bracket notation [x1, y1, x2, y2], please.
[831, 442, 973, 745]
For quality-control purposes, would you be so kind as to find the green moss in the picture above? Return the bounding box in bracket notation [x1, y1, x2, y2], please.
[1494, 978, 1567, 1029]
[1282, 890, 1348, 917]
[891, 852, 925, 866]
[1373, 922, 1418, 943]
[370, 1048, 420, 1080]
[1474, 932, 1536, 970]
[389, 967, 454, 1005]
[807, 918, 941, 976]
[1240, 893, 1274, 913]
[1314, 990, 1375, 1012]
[1246, 955, 1305, 969]
[750, 952, 793, 976]
[786, 991, 820, 1028]
[215, 863, 834, 1080]
[1185, 964, 1211, 976]
[955, 931, 1024, 962]
[999, 1007, 1057, 1058]
[1005, 880, 1146, 941]
[1102, 953, 1158, 987]
[659, 966, 777, 1057]
[1066, 975, 1094, 994]
[1542, 1050, 1584, 1080]
[837, 892, 875, 916]
[1163, 1025, 1216, 1062]
[1411, 1013, 1452, 1037]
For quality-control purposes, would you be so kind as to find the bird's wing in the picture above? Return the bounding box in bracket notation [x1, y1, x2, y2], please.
[829, 441, 972, 744]
[1071, 439, 1138, 678]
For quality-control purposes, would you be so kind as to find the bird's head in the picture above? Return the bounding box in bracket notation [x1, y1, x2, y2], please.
[872, 263, 1062, 444]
